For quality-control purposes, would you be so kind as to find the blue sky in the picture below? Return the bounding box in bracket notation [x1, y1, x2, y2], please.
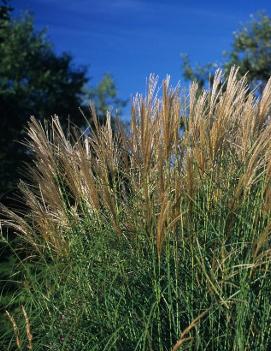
[13, 0, 271, 116]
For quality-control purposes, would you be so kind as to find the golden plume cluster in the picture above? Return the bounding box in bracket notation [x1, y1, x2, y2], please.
[1, 68, 270, 257]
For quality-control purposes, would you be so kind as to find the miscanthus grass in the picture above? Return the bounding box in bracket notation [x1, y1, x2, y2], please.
[1, 67, 271, 350]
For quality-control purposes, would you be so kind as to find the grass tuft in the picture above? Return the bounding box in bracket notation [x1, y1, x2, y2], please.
[1, 67, 271, 350]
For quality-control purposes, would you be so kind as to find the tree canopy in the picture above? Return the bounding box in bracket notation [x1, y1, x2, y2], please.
[0, 0, 126, 197]
[182, 13, 271, 92]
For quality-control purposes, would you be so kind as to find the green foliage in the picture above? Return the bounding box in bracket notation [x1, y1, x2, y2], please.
[89, 74, 128, 122]
[0, 0, 12, 23]
[1, 181, 271, 350]
[182, 13, 271, 91]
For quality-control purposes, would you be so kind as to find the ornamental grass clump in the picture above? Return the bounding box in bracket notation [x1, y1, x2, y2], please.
[1, 67, 271, 350]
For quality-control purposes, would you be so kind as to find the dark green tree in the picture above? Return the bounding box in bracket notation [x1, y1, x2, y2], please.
[0, 1, 126, 198]
[0, 3, 86, 197]
[182, 13, 271, 92]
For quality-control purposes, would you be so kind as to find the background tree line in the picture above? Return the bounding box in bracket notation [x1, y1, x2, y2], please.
[182, 12, 271, 93]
